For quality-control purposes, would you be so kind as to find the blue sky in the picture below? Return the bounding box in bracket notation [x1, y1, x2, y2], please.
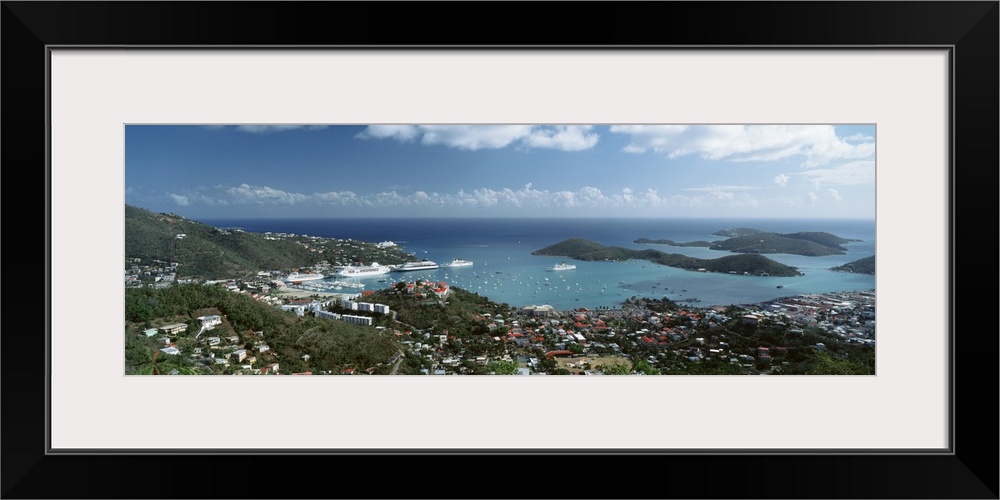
[125, 124, 875, 219]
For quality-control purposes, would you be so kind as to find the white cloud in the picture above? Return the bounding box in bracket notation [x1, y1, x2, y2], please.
[522, 126, 599, 151]
[774, 174, 789, 187]
[827, 188, 843, 202]
[173, 182, 774, 214]
[844, 132, 874, 143]
[355, 125, 599, 152]
[355, 125, 420, 142]
[798, 160, 876, 186]
[226, 184, 308, 204]
[169, 194, 190, 206]
[419, 125, 532, 150]
[807, 192, 819, 204]
[685, 184, 759, 192]
[610, 125, 874, 167]
[234, 125, 328, 134]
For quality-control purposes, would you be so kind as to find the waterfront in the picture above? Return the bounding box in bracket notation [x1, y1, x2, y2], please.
[200, 217, 876, 310]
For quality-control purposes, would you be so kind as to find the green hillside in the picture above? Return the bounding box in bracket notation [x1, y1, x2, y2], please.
[831, 255, 876, 275]
[712, 228, 769, 238]
[533, 238, 801, 277]
[125, 204, 411, 279]
[347, 285, 511, 333]
[125, 283, 400, 374]
[641, 229, 860, 256]
[633, 238, 713, 247]
[706, 230, 860, 256]
[782, 231, 859, 247]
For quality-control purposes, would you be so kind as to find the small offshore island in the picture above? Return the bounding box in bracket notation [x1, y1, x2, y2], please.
[533, 238, 802, 277]
[124, 205, 874, 376]
[635, 228, 862, 257]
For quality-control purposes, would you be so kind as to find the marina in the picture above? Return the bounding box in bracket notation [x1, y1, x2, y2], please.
[207, 217, 875, 311]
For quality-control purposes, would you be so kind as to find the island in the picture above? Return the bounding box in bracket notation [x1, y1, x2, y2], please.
[532, 238, 802, 277]
[708, 228, 861, 256]
[633, 238, 714, 247]
[831, 255, 875, 275]
[634, 228, 862, 257]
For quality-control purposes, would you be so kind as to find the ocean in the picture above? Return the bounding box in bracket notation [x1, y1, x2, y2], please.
[200, 217, 876, 311]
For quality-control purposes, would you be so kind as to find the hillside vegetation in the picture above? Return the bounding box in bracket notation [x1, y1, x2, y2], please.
[706, 229, 861, 256]
[636, 228, 862, 257]
[125, 284, 399, 374]
[831, 255, 876, 275]
[633, 238, 713, 247]
[533, 238, 801, 277]
[350, 285, 511, 335]
[125, 204, 411, 279]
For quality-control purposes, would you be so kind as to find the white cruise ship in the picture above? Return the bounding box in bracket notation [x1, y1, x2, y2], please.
[551, 262, 577, 271]
[392, 259, 439, 272]
[442, 258, 473, 268]
[283, 272, 325, 283]
[334, 262, 391, 277]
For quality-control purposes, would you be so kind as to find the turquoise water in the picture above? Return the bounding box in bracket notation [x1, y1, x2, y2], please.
[202, 218, 876, 310]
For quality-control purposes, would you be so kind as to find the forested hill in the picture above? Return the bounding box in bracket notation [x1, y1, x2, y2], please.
[533, 238, 801, 277]
[125, 204, 410, 279]
[831, 255, 876, 275]
[707, 228, 861, 256]
[125, 283, 399, 374]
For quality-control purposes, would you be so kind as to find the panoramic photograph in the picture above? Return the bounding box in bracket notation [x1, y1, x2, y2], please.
[124, 124, 876, 375]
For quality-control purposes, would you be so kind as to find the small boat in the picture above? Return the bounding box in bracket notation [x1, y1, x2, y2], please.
[776, 285, 784, 289]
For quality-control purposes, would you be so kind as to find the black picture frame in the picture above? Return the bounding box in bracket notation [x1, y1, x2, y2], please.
[3, 2, 996, 498]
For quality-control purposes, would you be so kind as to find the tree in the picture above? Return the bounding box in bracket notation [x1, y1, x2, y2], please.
[600, 361, 631, 375]
[486, 359, 519, 375]
[132, 348, 202, 375]
[632, 358, 661, 375]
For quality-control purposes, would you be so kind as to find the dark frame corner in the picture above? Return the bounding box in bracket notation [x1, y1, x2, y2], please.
[2, 2, 996, 498]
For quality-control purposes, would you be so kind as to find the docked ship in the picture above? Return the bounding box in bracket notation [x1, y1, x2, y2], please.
[392, 259, 439, 272]
[551, 262, 577, 271]
[334, 262, 391, 277]
[442, 258, 473, 268]
[283, 272, 325, 283]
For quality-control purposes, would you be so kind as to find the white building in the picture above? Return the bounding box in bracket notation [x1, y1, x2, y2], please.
[342, 314, 373, 327]
[198, 315, 223, 329]
[280, 305, 306, 316]
[316, 310, 341, 321]
[523, 304, 556, 317]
